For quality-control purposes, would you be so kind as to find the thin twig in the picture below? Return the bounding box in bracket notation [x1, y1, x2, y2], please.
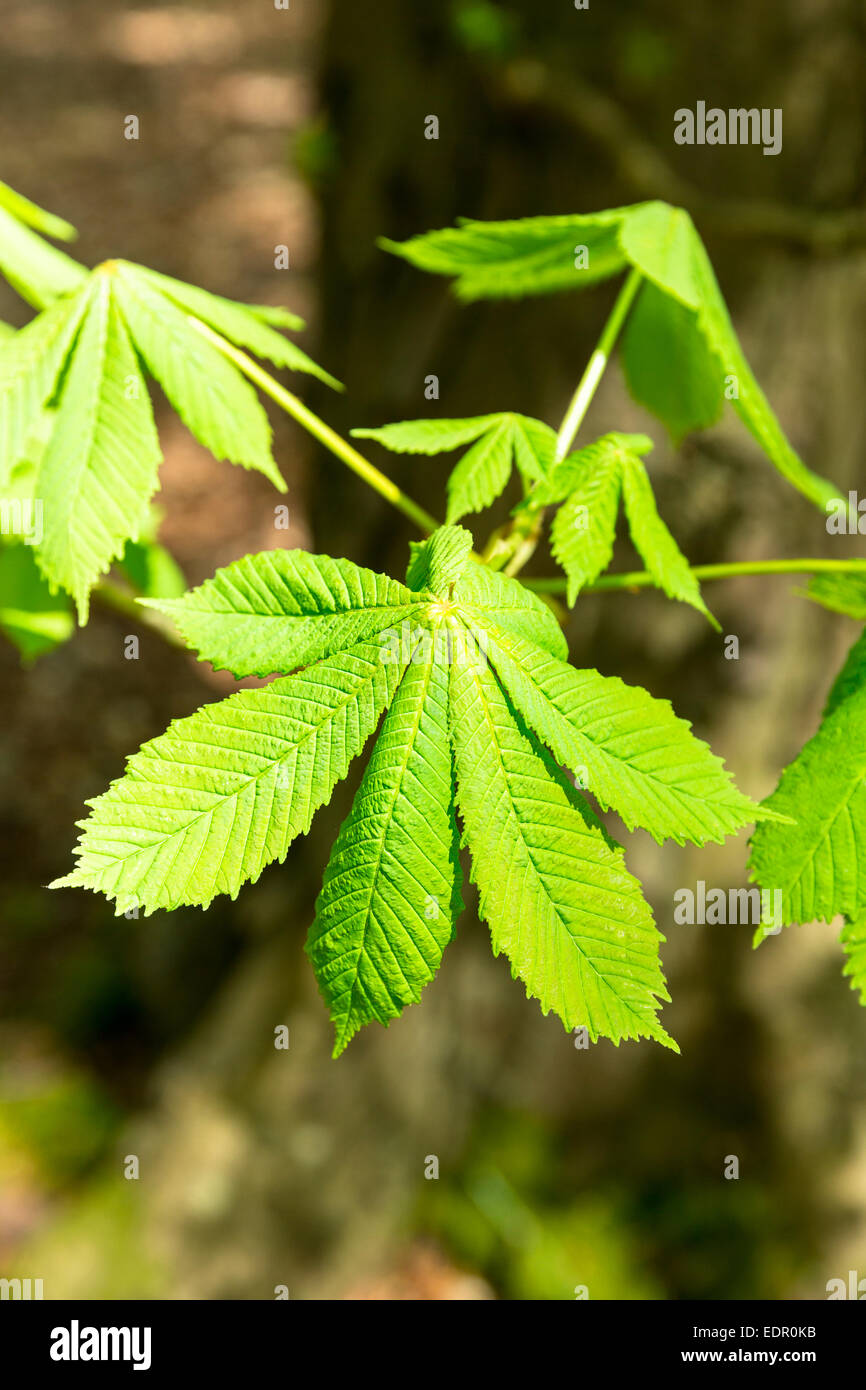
[525, 558, 866, 595]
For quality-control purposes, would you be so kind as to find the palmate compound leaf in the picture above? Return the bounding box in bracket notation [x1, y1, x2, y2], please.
[54, 525, 763, 1051]
[535, 432, 715, 624]
[382, 201, 839, 512]
[352, 413, 557, 522]
[0, 258, 338, 617]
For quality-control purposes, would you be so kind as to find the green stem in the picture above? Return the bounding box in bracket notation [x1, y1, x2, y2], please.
[189, 317, 442, 536]
[479, 268, 644, 573]
[525, 558, 866, 595]
[93, 578, 185, 645]
[554, 266, 643, 462]
[503, 514, 545, 577]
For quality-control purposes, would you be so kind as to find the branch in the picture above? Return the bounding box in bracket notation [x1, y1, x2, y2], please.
[499, 62, 866, 253]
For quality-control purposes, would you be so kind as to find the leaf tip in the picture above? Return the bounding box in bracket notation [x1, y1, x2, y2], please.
[46, 873, 74, 891]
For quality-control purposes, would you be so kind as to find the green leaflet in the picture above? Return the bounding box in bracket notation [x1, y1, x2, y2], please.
[0, 291, 88, 486]
[309, 649, 462, 1055]
[379, 210, 627, 301]
[51, 640, 406, 914]
[532, 431, 654, 505]
[0, 179, 77, 242]
[445, 417, 528, 522]
[750, 628, 866, 1007]
[118, 536, 187, 603]
[406, 523, 473, 593]
[823, 629, 866, 718]
[686, 222, 837, 511]
[353, 412, 557, 521]
[618, 202, 703, 309]
[806, 572, 866, 622]
[449, 654, 676, 1049]
[452, 555, 568, 660]
[0, 195, 86, 309]
[152, 550, 419, 677]
[37, 278, 163, 620]
[55, 525, 762, 1051]
[748, 672, 866, 926]
[128, 263, 342, 390]
[245, 303, 308, 329]
[4, 408, 59, 516]
[132, 263, 304, 331]
[621, 280, 725, 441]
[619, 450, 717, 627]
[112, 263, 284, 490]
[841, 918, 866, 1005]
[479, 624, 762, 845]
[381, 200, 839, 511]
[509, 416, 558, 483]
[353, 416, 502, 454]
[0, 540, 74, 662]
[548, 442, 623, 604]
[371, 414, 516, 522]
[536, 432, 714, 623]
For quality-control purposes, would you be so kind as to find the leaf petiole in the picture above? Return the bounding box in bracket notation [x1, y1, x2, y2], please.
[479, 267, 644, 576]
[525, 557, 866, 595]
[188, 316, 442, 537]
[554, 266, 643, 462]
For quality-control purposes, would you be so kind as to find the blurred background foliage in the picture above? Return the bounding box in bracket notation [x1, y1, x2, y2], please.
[1, 0, 865, 1299]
